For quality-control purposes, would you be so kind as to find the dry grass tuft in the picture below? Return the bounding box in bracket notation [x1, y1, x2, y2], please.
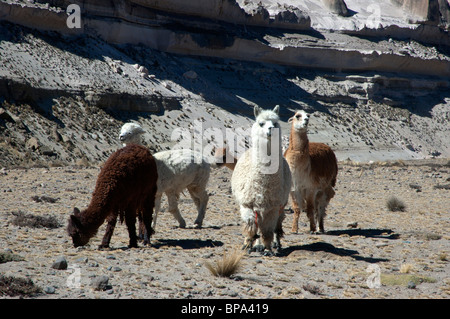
[400, 263, 414, 274]
[386, 196, 406, 212]
[205, 249, 245, 278]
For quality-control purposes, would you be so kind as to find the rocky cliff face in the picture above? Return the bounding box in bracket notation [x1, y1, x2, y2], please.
[0, 0, 449, 167]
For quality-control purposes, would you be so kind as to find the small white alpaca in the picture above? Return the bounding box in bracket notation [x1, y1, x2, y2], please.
[231, 105, 292, 256]
[119, 123, 211, 230]
[284, 110, 338, 233]
[119, 122, 145, 146]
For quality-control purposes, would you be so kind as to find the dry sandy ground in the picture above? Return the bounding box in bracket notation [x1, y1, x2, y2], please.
[0, 160, 449, 300]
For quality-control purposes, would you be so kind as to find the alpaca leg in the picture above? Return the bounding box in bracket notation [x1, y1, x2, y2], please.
[259, 211, 278, 256]
[188, 185, 209, 228]
[124, 210, 138, 248]
[141, 196, 155, 246]
[99, 213, 117, 249]
[137, 212, 144, 241]
[273, 206, 286, 254]
[305, 196, 317, 233]
[151, 193, 162, 230]
[290, 191, 302, 233]
[240, 206, 258, 252]
[317, 187, 334, 233]
[167, 192, 186, 228]
[273, 207, 286, 254]
[314, 190, 326, 233]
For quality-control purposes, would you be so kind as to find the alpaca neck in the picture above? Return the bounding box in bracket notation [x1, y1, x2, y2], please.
[80, 193, 114, 235]
[251, 132, 283, 174]
[288, 128, 309, 157]
[125, 137, 142, 146]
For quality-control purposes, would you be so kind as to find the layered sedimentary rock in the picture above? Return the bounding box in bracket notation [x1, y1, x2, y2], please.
[1, 0, 449, 77]
[322, 0, 350, 17]
[391, 0, 450, 26]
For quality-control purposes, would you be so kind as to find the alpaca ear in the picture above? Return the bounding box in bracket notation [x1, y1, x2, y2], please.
[69, 214, 82, 229]
[73, 207, 81, 216]
[273, 105, 280, 115]
[254, 106, 261, 118]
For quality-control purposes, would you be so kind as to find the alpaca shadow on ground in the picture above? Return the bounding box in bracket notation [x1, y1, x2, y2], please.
[152, 239, 223, 250]
[281, 241, 389, 263]
[326, 228, 400, 240]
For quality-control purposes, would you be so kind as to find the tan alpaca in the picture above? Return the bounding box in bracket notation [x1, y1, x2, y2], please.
[284, 110, 338, 233]
[214, 147, 238, 170]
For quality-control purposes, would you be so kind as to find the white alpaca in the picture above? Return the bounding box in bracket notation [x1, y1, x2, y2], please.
[231, 105, 292, 256]
[119, 123, 211, 230]
[284, 110, 338, 233]
[119, 122, 145, 146]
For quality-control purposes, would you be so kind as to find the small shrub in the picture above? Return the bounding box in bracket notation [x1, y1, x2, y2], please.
[0, 275, 42, 297]
[10, 211, 61, 229]
[386, 196, 406, 212]
[205, 250, 244, 278]
[302, 283, 323, 295]
[0, 252, 24, 264]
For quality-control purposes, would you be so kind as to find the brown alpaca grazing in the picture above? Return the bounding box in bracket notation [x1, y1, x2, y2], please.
[284, 110, 338, 233]
[67, 144, 158, 248]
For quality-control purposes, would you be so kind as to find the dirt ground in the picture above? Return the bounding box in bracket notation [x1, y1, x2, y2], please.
[0, 159, 449, 299]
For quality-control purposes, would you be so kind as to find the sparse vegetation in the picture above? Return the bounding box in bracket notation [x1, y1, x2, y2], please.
[205, 250, 244, 278]
[302, 283, 323, 295]
[386, 196, 406, 212]
[0, 275, 42, 297]
[10, 211, 61, 229]
[0, 251, 24, 264]
[438, 252, 448, 261]
[381, 273, 436, 287]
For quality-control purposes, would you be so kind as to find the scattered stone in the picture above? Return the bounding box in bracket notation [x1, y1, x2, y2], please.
[0, 108, 15, 122]
[347, 222, 358, 228]
[409, 183, 422, 192]
[52, 256, 68, 270]
[407, 281, 416, 289]
[76, 257, 88, 264]
[90, 275, 110, 291]
[44, 286, 56, 294]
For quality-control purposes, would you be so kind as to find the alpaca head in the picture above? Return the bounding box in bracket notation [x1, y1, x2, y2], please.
[119, 122, 145, 146]
[252, 105, 280, 141]
[251, 105, 282, 173]
[67, 207, 92, 247]
[289, 110, 309, 132]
